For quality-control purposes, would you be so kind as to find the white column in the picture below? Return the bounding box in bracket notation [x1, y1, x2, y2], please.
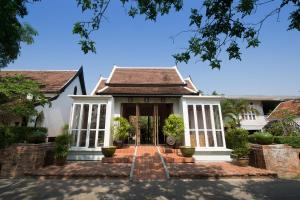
[193, 105, 200, 147]
[210, 105, 218, 147]
[104, 97, 113, 147]
[218, 104, 227, 148]
[182, 99, 191, 146]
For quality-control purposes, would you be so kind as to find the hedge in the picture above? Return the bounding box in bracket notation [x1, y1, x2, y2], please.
[248, 132, 273, 145]
[273, 136, 300, 148]
[0, 126, 47, 149]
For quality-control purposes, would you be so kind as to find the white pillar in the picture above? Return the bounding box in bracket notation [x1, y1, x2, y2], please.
[104, 97, 113, 147]
[182, 99, 191, 146]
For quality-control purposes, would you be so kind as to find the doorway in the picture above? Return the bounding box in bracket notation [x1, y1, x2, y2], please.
[121, 103, 173, 145]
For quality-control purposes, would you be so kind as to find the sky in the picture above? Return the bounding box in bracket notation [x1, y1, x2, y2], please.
[5, 0, 300, 96]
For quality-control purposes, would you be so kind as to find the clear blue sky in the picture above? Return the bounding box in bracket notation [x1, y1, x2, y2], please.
[6, 0, 300, 95]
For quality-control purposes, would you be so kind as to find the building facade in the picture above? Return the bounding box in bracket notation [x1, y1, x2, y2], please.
[68, 66, 232, 161]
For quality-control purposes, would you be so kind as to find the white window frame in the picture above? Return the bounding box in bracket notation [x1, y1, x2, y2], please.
[69, 103, 107, 150]
[186, 103, 226, 149]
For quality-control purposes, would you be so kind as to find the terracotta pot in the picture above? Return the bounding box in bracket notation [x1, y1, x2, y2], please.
[102, 146, 117, 157]
[234, 157, 249, 167]
[179, 146, 195, 157]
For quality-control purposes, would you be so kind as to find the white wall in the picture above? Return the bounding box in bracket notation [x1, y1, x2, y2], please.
[240, 100, 267, 131]
[29, 77, 83, 137]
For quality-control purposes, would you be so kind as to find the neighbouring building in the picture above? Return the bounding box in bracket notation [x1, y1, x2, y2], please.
[68, 66, 231, 161]
[0, 67, 86, 141]
[226, 96, 300, 133]
[267, 99, 300, 125]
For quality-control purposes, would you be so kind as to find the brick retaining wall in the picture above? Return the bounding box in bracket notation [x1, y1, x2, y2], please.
[0, 143, 54, 177]
[249, 144, 300, 178]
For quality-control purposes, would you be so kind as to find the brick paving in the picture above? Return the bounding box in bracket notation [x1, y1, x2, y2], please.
[102, 146, 135, 163]
[168, 162, 277, 179]
[25, 161, 131, 178]
[132, 146, 167, 180]
[159, 146, 195, 163]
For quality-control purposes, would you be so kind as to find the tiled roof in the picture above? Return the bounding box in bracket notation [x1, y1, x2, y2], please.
[0, 70, 78, 93]
[107, 67, 185, 85]
[95, 66, 199, 96]
[268, 100, 300, 120]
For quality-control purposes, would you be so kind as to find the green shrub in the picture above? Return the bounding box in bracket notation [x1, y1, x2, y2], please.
[54, 125, 71, 160]
[225, 128, 249, 158]
[0, 126, 47, 148]
[113, 117, 132, 141]
[163, 114, 184, 140]
[248, 132, 274, 145]
[274, 136, 300, 148]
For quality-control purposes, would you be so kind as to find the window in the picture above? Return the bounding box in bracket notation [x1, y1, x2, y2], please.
[242, 111, 256, 120]
[73, 86, 78, 95]
[70, 103, 107, 148]
[187, 104, 225, 148]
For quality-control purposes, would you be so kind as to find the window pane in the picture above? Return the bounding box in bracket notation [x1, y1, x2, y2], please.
[81, 104, 89, 129]
[79, 130, 87, 147]
[190, 131, 196, 147]
[99, 104, 106, 129]
[72, 104, 81, 129]
[213, 105, 221, 129]
[196, 105, 204, 129]
[188, 105, 195, 129]
[98, 131, 105, 146]
[205, 105, 212, 129]
[207, 131, 214, 147]
[216, 131, 223, 147]
[90, 105, 98, 129]
[198, 131, 206, 147]
[71, 130, 78, 147]
[89, 131, 96, 148]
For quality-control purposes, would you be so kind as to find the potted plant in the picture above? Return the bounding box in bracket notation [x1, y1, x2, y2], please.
[232, 146, 250, 166]
[226, 128, 250, 166]
[179, 146, 195, 157]
[113, 117, 132, 148]
[54, 125, 71, 165]
[101, 146, 117, 157]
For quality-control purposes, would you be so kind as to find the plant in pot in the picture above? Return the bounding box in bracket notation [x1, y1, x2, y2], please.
[54, 125, 71, 165]
[226, 128, 250, 166]
[27, 129, 47, 144]
[113, 117, 132, 148]
[163, 114, 194, 157]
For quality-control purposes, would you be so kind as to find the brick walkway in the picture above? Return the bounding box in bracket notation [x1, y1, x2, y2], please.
[25, 162, 131, 178]
[132, 146, 167, 180]
[168, 162, 277, 179]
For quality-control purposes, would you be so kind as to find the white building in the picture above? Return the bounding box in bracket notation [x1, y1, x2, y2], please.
[1, 67, 86, 141]
[68, 66, 232, 161]
[226, 96, 300, 133]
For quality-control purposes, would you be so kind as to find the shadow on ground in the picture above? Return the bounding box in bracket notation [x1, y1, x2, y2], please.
[0, 178, 300, 200]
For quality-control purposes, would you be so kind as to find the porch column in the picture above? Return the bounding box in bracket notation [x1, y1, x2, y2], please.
[104, 97, 113, 147]
[136, 104, 140, 145]
[182, 99, 191, 146]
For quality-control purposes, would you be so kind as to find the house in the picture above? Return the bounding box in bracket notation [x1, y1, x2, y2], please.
[0, 67, 86, 141]
[226, 95, 300, 133]
[268, 100, 300, 125]
[68, 66, 231, 161]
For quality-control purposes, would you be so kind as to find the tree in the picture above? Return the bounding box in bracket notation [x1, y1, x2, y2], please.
[0, 0, 39, 68]
[1, 0, 299, 68]
[221, 99, 257, 128]
[0, 75, 48, 125]
[74, 0, 300, 69]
